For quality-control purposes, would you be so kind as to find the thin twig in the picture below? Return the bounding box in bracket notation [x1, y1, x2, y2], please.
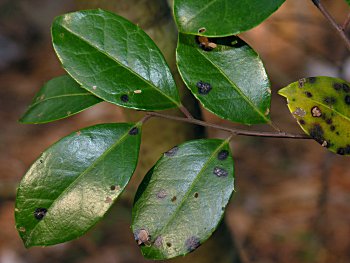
[146, 112, 311, 139]
[342, 12, 350, 30]
[311, 0, 350, 51]
[179, 104, 194, 119]
[139, 114, 153, 124]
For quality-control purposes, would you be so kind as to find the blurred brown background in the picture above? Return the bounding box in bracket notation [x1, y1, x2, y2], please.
[1, 0, 350, 262]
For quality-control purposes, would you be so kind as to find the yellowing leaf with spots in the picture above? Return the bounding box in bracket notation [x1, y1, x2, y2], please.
[279, 76, 350, 155]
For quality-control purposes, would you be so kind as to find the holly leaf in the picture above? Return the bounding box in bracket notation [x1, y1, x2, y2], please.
[52, 9, 180, 110]
[279, 76, 350, 155]
[15, 123, 141, 247]
[20, 75, 102, 124]
[132, 139, 234, 259]
[177, 34, 271, 124]
[174, 0, 285, 36]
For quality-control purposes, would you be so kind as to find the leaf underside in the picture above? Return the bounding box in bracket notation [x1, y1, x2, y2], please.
[52, 9, 180, 110]
[174, 0, 286, 36]
[20, 75, 102, 124]
[279, 76, 350, 155]
[15, 123, 141, 247]
[176, 34, 271, 124]
[132, 139, 234, 260]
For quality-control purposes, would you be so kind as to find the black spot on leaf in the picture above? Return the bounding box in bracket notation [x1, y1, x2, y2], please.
[185, 236, 201, 252]
[345, 95, 350, 105]
[120, 94, 129, 102]
[164, 146, 179, 157]
[343, 83, 350, 93]
[171, 196, 177, 202]
[34, 208, 47, 220]
[129, 127, 139, 135]
[337, 148, 345, 155]
[213, 167, 228, 177]
[330, 125, 336, 131]
[196, 81, 212, 95]
[309, 124, 324, 144]
[324, 97, 336, 105]
[217, 150, 229, 160]
[326, 119, 333, 125]
[345, 145, 350, 154]
[299, 119, 306, 125]
[166, 242, 172, 247]
[308, 77, 316, 83]
[333, 83, 342, 91]
[198, 27, 206, 33]
[194, 192, 199, 198]
[305, 91, 313, 98]
[110, 185, 116, 190]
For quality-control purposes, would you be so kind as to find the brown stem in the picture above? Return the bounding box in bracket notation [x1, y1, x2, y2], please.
[179, 104, 194, 119]
[146, 112, 311, 139]
[311, 0, 350, 51]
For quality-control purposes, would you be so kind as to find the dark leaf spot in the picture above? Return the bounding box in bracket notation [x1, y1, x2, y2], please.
[104, 196, 112, 203]
[213, 167, 228, 177]
[217, 150, 229, 160]
[120, 94, 129, 102]
[185, 236, 201, 252]
[194, 192, 199, 198]
[326, 119, 333, 125]
[34, 208, 47, 220]
[324, 97, 336, 105]
[110, 185, 116, 191]
[333, 83, 342, 91]
[154, 236, 163, 247]
[129, 127, 139, 135]
[336, 131, 340, 135]
[311, 106, 322, 117]
[198, 27, 206, 33]
[164, 146, 179, 157]
[298, 78, 306, 88]
[345, 145, 350, 154]
[156, 189, 167, 199]
[337, 148, 345, 155]
[171, 196, 177, 202]
[39, 159, 43, 163]
[196, 81, 212, 95]
[299, 119, 306, 125]
[345, 95, 350, 105]
[309, 124, 324, 144]
[343, 83, 350, 93]
[166, 242, 172, 247]
[134, 229, 150, 246]
[308, 77, 316, 83]
[305, 91, 313, 98]
[330, 125, 336, 131]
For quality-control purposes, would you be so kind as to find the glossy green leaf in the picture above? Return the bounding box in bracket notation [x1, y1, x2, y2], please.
[20, 75, 102, 124]
[345, 0, 350, 6]
[15, 123, 142, 247]
[174, 0, 285, 36]
[52, 9, 180, 110]
[132, 139, 234, 260]
[176, 34, 271, 125]
[279, 76, 350, 155]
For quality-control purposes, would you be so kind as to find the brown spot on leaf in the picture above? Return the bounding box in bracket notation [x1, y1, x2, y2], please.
[171, 196, 177, 202]
[166, 242, 172, 247]
[299, 119, 306, 125]
[76, 131, 81, 136]
[154, 236, 163, 247]
[134, 229, 150, 246]
[194, 192, 199, 198]
[105, 197, 112, 203]
[311, 106, 322, 117]
[156, 189, 167, 199]
[293, 107, 306, 118]
[185, 236, 201, 252]
[196, 36, 217, 51]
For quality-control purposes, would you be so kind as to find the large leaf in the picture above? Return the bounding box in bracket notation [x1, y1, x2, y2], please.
[15, 123, 142, 247]
[52, 9, 180, 110]
[279, 76, 350, 155]
[132, 139, 234, 260]
[174, 0, 285, 36]
[20, 75, 102, 124]
[176, 34, 271, 124]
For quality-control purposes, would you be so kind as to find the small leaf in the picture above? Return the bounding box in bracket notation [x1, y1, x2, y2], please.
[20, 75, 102, 124]
[174, 0, 285, 36]
[15, 123, 141, 247]
[176, 34, 271, 124]
[132, 139, 234, 260]
[345, 0, 350, 7]
[52, 9, 180, 110]
[279, 76, 350, 155]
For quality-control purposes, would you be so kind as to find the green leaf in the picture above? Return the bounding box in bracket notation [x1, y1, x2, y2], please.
[345, 0, 350, 6]
[176, 34, 271, 125]
[174, 0, 285, 36]
[279, 76, 350, 155]
[20, 75, 102, 124]
[132, 139, 234, 260]
[52, 9, 180, 110]
[15, 123, 142, 247]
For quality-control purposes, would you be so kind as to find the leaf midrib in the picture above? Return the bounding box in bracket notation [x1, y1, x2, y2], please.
[150, 139, 229, 239]
[25, 126, 135, 246]
[29, 93, 99, 108]
[183, 0, 218, 27]
[197, 48, 270, 123]
[56, 22, 180, 107]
